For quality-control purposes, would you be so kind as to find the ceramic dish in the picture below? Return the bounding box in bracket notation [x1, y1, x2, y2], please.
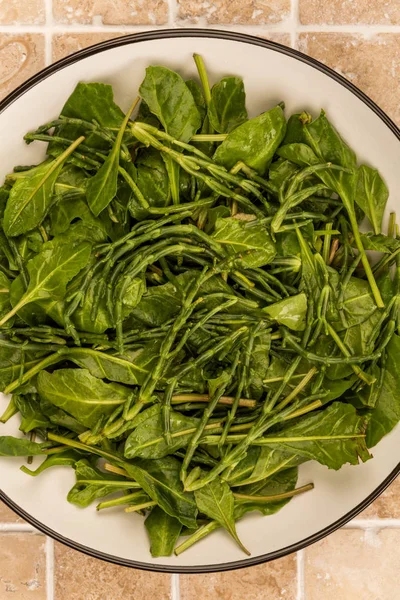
[0, 29, 399, 573]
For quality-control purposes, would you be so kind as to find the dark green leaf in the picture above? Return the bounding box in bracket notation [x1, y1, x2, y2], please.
[194, 476, 249, 554]
[355, 165, 389, 235]
[208, 76, 247, 133]
[212, 217, 276, 268]
[213, 105, 286, 174]
[367, 334, 400, 448]
[145, 506, 182, 557]
[263, 293, 307, 331]
[67, 459, 134, 507]
[37, 368, 133, 429]
[0, 436, 45, 456]
[124, 404, 199, 459]
[140, 66, 201, 142]
[124, 456, 197, 528]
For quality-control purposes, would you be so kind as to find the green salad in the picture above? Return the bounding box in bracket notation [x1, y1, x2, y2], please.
[0, 54, 399, 558]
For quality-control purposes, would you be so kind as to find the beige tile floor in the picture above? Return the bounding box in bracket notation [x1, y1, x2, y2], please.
[0, 1, 399, 598]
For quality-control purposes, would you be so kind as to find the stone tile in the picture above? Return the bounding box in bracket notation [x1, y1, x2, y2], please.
[357, 477, 400, 519]
[0, 499, 25, 523]
[262, 33, 292, 47]
[54, 543, 171, 600]
[0, 34, 45, 101]
[298, 33, 400, 125]
[177, 0, 291, 25]
[52, 32, 128, 62]
[53, 0, 168, 25]
[305, 528, 400, 600]
[299, 0, 400, 25]
[180, 554, 297, 600]
[0, 533, 46, 598]
[0, 0, 45, 24]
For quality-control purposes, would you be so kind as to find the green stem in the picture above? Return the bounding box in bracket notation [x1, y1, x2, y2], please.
[174, 521, 220, 556]
[233, 482, 314, 502]
[193, 54, 211, 105]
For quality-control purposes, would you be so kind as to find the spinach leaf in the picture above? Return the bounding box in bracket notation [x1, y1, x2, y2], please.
[61, 82, 124, 127]
[355, 165, 389, 235]
[86, 100, 134, 216]
[124, 456, 198, 528]
[67, 459, 135, 508]
[124, 404, 199, 459]
[366, 334, 400, 448]
[212, 217, 276, 268]
[0, 344, 48, 392]
[213, 105, 286, 174]
[357, 233, 400, 254]
[263, 293, 307, 331]
[39, 398, 87, 434]
[130, 148, 170, 219]
[14, 394, 50, 433]
[0, 240, 91, 327]
[194, 476, 249, 555]
[0, 436, 45, 456]
[67, 344, 159, 387]
[139, 66, 201, 142]
[145, 506, 182, 557]
[208, 76, 247, 133]
[4, 138, 84, 237]
[261, 402, 371, 470]
[37, 369, 132, 429]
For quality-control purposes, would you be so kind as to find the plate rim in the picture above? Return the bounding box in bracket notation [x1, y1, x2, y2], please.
[0, 27, 399, 574]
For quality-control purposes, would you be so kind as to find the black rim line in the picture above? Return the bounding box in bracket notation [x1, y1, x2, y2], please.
[0, 28, 398, 574]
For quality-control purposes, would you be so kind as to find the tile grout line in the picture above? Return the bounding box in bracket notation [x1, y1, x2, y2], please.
[44, 0, 53, 65]
[167, 0, 178, 28]
[46, 536, 55, 600]
[344, 519, 400, 528]
[171, 573, 180, 600]
[296, 550, 305, 600]
[290, 0, 299, 48]
[1, 23, 400, 34]
[0, 522, 38, 532]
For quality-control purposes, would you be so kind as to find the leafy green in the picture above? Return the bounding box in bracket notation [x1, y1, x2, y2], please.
[366, 334, 400, 448]
[208, 76, 247, 133]
[0, 436, 45, 456]
[213, 105, 286, 173]
[37, 369, 132, 429]
[67, 459, 135, 507]
[355, 165, 389, 235]
[124, 456, 198, 528]
[139, 66, 201, 142]
[194, 476, 249, 554]
[212, 217, 276, 268]
[145, 506, 183, 557]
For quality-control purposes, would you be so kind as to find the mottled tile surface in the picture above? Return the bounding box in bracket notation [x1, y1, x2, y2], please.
[300, 0, 400, 25]
[0, 34, 45, 101]
[298, 33, 400, 125]
[53, 0, 168, 25]
[177, 0, 291, 25]
[0, 0, 45, 24]
[358, 477, 400, 519]
[180, 555, 297, 600]
[0, 499, 24, 523]
[0, 533, 46, 598]
[305, 528, 400, 599]
[54, 543, 171, 600]
[52, 32, 127, 61]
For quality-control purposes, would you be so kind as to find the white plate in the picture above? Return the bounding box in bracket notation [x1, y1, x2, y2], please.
[0, 29, 399, 573]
